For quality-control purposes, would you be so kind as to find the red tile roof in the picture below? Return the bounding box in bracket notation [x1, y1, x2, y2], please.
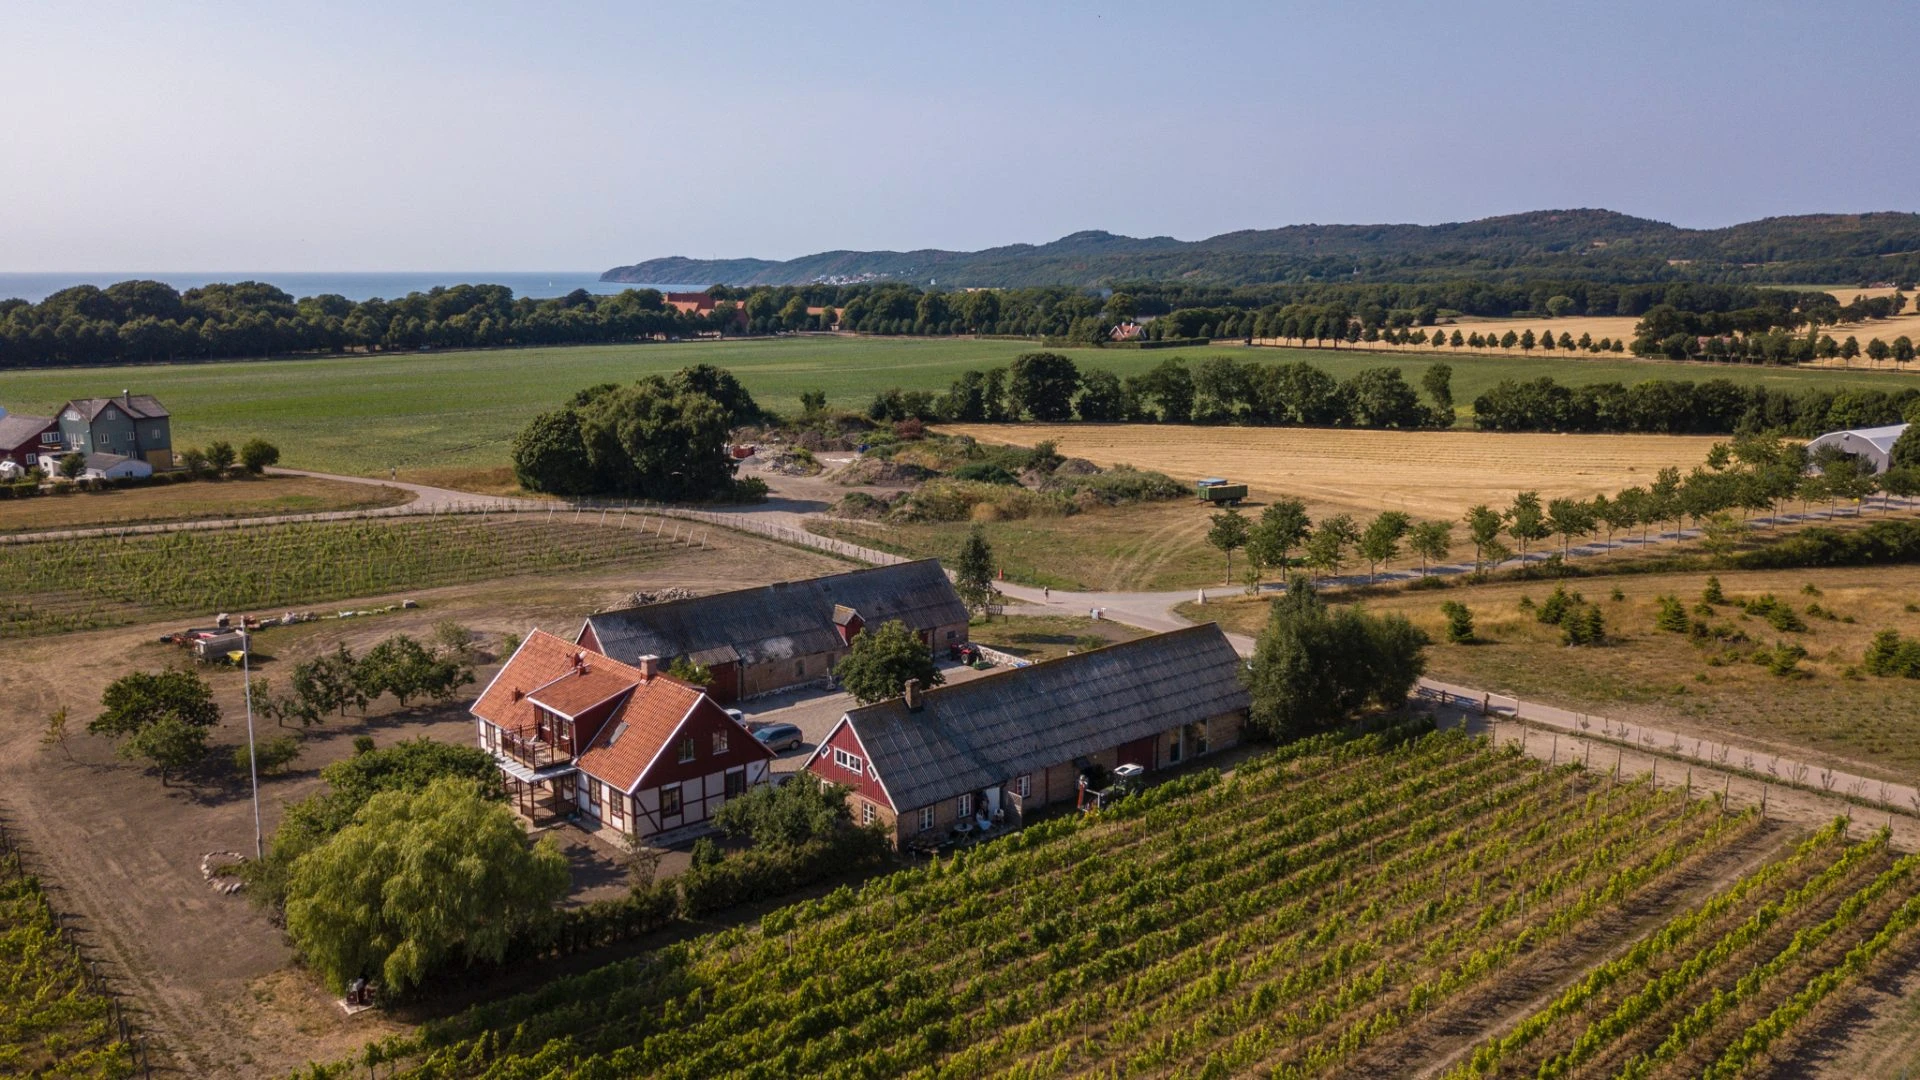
[526, 665, 636, 718]
[576, 678, 707, 793]
[472, 629, 715, 793]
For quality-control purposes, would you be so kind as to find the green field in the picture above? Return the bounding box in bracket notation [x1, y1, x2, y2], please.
[1, 338, 1911, 479]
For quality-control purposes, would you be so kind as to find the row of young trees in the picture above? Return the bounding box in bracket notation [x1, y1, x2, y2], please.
[258, 629, 477, 727]
[871, 354, 1456, 429]
[1205, 431, 1912, 585]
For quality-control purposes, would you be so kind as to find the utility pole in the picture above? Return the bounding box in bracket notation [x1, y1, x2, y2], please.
[241, 629, 263, 860]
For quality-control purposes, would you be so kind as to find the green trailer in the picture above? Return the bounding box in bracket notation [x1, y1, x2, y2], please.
[1196, 478, 1248, 506]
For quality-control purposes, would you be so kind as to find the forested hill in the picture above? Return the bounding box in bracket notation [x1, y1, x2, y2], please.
[604, 210, 1920, 288]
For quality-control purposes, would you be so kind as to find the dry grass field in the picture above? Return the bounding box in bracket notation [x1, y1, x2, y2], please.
[1195, 563, 1920, 784]
[941, 423, 1720, 521]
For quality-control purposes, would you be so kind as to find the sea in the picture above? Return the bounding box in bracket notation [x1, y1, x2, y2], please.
[0, 271, 693, 305]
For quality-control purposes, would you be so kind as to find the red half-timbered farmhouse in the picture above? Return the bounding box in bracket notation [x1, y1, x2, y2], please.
[808, 624, 1251, 850]
[472, 629, 774, 843]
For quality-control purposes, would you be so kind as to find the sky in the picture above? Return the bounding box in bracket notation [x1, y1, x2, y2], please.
[4, 0, 1916, 271]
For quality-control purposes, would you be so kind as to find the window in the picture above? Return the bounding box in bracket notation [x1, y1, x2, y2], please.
[724, 769, 746, 798]
[1169, 734, 1182, 764]
[39, 432, 59, 445]
[861, 800, 877, 826]
[1012, 774, 1031, 798]
[588, 779, 602, 809]
[920, 806, 935, 832]
[660, 785, 683, 816]
[678, 736, 696, 763]
[712, 729, 729, 755]
[833, 748, 862, 773]
[957, 793, 972, 818]
[946, 629, 957, 640]
[794, 659, 806, 678]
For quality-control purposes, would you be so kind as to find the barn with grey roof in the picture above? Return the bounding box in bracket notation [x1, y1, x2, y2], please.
[576, 559, 969, 703]
[808, 624, 1249, 849]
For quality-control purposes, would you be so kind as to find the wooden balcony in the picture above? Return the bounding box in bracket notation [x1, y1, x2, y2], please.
[500, 726, 574, 770]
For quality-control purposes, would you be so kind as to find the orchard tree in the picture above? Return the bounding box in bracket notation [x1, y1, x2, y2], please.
[284, 778, 568, 994]
[835, 619, 943, 705]
[1356, 511, 1411, 582]
[1407, 519, 1452, 576]
[1248, 498, 1312, 578]
[90, 669, 221, 783]
[1505, 491, 1549, 563]
[1206, 508, 1250, 583]
[206, 440, 237, 474]
[1464, 504, 1503, 572]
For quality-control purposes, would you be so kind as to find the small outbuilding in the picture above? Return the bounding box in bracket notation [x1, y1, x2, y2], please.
[80, 452, 154, 481]
[1806, 423, 1908, 474]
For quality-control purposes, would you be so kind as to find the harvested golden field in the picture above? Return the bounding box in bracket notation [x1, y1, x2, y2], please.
[940, 423, 1719, 522]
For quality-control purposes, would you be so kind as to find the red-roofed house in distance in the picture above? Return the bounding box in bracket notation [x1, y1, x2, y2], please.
[471, 629, 774, 844]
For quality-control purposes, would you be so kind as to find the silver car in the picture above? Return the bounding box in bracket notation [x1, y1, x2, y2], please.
[753, 722, 804, 753]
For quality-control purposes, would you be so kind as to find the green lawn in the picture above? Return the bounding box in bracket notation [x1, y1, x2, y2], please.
[1, 336, 1910, 479]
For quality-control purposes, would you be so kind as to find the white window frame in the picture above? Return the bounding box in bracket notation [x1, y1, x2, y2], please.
[919, 806, 934, 831]
[834, 748, 862, 773]
[957, 793, 972, 818]
[1013, 774, 1030, 798]
[861, 800, 876, 826]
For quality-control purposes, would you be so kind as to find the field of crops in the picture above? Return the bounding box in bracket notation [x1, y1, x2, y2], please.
[0, 514, 676, 637]
[0, 846, 136, 1078]
[301, 726, 1920, 1079]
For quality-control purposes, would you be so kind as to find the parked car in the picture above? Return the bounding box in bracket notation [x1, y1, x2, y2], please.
[753, 722, 804, 753]
[725, 707, 746, 726]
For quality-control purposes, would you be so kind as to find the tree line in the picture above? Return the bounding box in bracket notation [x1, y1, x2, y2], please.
[1471, 376, 1919, 436]
[868, 353, 1457, 429]
[13, 273, 1905, 369]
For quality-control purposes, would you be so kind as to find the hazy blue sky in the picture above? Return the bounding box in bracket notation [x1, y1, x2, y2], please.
[5, 1, 1915, 271]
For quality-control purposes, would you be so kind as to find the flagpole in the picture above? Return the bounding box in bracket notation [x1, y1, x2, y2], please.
[242, 628, 263, 860]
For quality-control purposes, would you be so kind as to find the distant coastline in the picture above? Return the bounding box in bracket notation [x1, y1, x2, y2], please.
[0, 271, 693, 305]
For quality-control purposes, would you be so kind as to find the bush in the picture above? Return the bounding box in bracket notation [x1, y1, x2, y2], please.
[1536, 584, 1583, 626]
[236, 734, 302, 776]
[1742, 594, 1807, 632]
[949, 462, 1021, 485]
[1735, 520, 1920, 570]
[1701, 575, 1724, 604]
[1655, 595, 1691, 633]
[1562, 604, 1606, 646]
[1440, 601, 1474, 644]
[1864, 629, 1920, 678]
[240, 438, 281, 473]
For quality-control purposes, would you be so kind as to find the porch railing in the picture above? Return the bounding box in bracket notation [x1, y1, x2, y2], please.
[500, 726, 572, 770]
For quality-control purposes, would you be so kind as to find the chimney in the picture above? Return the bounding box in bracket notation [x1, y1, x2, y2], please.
[122, 389, 131, 407]
[572, 651, 587, 673]
[637, 654, 660, 680]
[904, 678, 922, 711]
